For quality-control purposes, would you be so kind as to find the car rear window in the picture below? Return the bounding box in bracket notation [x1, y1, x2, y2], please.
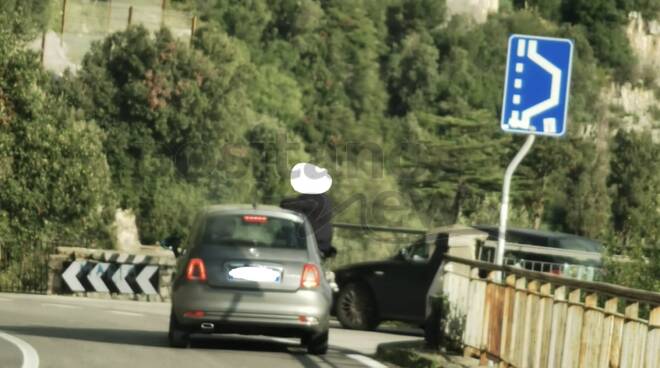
[201, 214, 307, 249]
[507, 232, 549, 246]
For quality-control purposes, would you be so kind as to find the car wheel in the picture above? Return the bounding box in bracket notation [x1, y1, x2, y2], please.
[168, 313, 190, 348]
[336, 283, 379, 330]
[304, 330, 328, 355]
[424, 304, 442, 349]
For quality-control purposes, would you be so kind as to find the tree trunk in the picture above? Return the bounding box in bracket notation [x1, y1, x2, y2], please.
[532, 177, 547, 229]
[533, 200, 544, 229]
[451, 183, 465, 224]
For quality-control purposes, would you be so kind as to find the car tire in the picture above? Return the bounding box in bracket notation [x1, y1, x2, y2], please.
[336, 283, 379, 331]
[424, 304, 442, 349]
[304, 330, 328, 355]
[168, 313, 190, 348]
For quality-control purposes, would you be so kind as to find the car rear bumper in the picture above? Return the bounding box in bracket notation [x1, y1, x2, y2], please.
[172, 283, 331, 335]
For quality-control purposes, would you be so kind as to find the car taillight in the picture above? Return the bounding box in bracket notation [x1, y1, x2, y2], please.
[186, 258, 207, 281]
[242, 215, 268, 224]
[300, 263, 320, 288]
[183, 310, 205, 318]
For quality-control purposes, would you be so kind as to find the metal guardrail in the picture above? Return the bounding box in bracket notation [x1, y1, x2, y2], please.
[482, 239, 602, 263]
[477, 240, 603, 281]
[504, 258, 601, 282]
[332, 222, 426, 235]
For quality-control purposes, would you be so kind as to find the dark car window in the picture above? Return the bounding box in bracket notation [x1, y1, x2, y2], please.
[403, 241, 435, 262]
[201, 214, 307, 249]
[553, 237, 603, 252]
[507, 232, 549, 246]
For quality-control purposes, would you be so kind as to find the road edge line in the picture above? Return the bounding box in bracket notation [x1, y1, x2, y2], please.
[0, 330, 39, 368]
[346, 353, 387, 368]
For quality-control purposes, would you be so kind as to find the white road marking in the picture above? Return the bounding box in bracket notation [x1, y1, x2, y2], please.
[346, 354, 387, 368]
[0, 331, 39, 368]
[41, 303, 79, 309]
[108, 310, 144, 317]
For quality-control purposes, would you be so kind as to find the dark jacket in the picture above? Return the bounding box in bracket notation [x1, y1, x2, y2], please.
[280, 194, 333, 254]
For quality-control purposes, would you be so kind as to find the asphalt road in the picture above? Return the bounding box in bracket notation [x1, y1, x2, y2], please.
[0, 293, 421, 368]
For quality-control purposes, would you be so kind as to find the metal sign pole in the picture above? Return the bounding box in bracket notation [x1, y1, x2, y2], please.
[495, 134, 535, 280]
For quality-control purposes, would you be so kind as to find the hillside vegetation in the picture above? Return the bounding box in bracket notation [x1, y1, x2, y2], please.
[0, 0, 658, 291]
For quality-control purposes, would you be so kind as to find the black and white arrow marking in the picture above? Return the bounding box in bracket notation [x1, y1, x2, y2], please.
[87, 263, 110, 292]
[135, 265, 158, 295]
[62, 261, 87, 292]
[111, 264, 135, 294]
[61, 261, 159, 295]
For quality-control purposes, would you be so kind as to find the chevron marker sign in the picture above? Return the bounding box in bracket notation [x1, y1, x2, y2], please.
[62, 261, 87, 292]
[87, 262, 111, 292]
[136, 265, 159, 295]
[61, 261, 159, 295]
[111, 264, 135, 294]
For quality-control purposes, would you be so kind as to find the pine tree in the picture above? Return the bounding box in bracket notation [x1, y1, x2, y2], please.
[606, 130, 660, 291]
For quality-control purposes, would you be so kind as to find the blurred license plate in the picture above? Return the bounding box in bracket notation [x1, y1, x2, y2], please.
[227, 265, 282, 283]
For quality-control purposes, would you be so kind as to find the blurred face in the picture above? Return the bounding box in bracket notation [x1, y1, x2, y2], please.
[290, 162, 332, 194]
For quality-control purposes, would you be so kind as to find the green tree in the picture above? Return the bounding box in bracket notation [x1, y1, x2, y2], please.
[609, 130, 659, 249]
[249, 65, 304, 128]
[398, 111, 507, 226]
[0, 0, 52, 39]
[560, 0, 638, 81]
[386, 31, 440, 115]
[384, 0, 446, 46]
[559, 141, 611, 239]
[0, 27, 114, 244]
[198, 0, 273, 46]
[606, 130, 660, 291]
[245, 118, 309, 203]
[512, 0, 659, 82]
[71, 26, 258, 242]
[250, 0, 389, 153]
[515, 0, 563, 21]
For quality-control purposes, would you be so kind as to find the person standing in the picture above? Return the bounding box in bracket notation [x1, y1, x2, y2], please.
[280, 163, 337, 258]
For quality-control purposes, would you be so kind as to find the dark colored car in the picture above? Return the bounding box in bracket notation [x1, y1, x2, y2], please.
[333, 233, 448, 330]
[168, 205, 332, 354]
[474, 225, 604, 269]
[332, 225, 604, 331]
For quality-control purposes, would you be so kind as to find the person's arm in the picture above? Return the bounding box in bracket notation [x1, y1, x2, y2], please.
[280, 197, 318, 213]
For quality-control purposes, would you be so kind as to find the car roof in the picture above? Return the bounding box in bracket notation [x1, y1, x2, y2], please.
[473, 225, 603, 250]
[474, 225, 590, 239]
[201, 204, 305, 222]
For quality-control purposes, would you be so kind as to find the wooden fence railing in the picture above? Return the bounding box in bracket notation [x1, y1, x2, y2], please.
[440, 255, 659, 368]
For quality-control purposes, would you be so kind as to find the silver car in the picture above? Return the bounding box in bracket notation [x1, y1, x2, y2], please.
[168, 205, 331, 354]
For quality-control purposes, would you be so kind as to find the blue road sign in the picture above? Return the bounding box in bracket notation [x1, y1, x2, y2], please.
[501, 34, 574, 137]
